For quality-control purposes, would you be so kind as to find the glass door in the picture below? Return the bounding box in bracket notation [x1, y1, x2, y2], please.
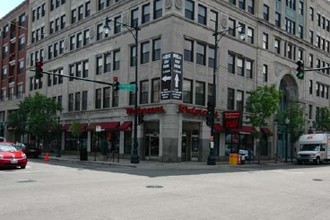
[145, 134, 159, 159]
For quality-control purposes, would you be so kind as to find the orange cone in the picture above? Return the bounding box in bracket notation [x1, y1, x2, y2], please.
[44, 152, 49, 162]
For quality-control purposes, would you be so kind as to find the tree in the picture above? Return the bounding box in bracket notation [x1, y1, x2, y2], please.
[7, 92, 62, 144]
[313, 107, 330, 132]
[275, 102, 305, 161]
[245, 85, 281, 163]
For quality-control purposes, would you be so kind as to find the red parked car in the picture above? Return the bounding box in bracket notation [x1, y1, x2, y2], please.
[0, 143, 28, 169]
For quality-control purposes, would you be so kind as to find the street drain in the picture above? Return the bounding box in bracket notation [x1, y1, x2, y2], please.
[17, 179, 35, 183]
[146, 185, 163, 188]
[312, 178, 323, 182]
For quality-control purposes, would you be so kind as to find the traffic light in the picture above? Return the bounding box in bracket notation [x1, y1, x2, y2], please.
[296, 60, 304, 80]
[206, 101, 214, 127]
[138, 114, 144, 125]
[35, 61, 43, 79]
[113, 76, 120, 91]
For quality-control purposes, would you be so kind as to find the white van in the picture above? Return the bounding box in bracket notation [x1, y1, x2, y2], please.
[296, 133, 330, 165]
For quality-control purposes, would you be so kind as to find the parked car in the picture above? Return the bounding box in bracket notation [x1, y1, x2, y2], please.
[0, 143, 27, 169]
[14, 143, 41, 158]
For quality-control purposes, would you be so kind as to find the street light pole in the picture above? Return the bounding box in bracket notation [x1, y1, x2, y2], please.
[207, 24, 245, 165]
[103, 17, 140, 163]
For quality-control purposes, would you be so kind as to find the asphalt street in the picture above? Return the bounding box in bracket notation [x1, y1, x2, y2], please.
[1, 159, 330, 220]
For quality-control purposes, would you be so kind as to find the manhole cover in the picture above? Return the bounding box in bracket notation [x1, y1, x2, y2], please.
[17, 179, 35, 183]
[146, 185, 163, 188]
[312, 178, 323, 182]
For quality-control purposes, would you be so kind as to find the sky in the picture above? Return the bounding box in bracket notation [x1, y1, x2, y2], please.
[0, 0, 25, 18]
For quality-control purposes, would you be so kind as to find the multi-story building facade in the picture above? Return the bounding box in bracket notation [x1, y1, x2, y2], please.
[0, 1, 29, 139]
[2, 0, 330, 162]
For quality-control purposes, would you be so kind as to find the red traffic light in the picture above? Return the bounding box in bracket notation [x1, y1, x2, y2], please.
[36, 61, 43, 71]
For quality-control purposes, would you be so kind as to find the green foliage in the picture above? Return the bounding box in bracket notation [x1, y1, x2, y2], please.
[313, 107, 330, 132]
[245, 85, 281, 133]
[276, 102, 305, 143]
[70, 120, 82, 139]
[7, 92, 62, 139]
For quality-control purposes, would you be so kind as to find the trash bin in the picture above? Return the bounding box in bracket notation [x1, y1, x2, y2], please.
[80, 148, 88, 161]
[229, 153, 239, 165]
[79, 140, 88, 161]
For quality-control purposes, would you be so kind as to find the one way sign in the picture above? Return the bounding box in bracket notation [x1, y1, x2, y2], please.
[161, 52, 183, 100]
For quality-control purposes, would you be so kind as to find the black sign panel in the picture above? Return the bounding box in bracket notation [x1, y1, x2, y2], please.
[161, 52, 183, 100]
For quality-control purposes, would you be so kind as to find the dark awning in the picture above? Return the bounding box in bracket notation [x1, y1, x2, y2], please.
[213, 123, 225, 133]
[62, 123, 88, 131]
[230, 126, 254, 134]
[96, 121, 120, 131]
[261, 127, 273, 136]
[120, 121, 132, 131]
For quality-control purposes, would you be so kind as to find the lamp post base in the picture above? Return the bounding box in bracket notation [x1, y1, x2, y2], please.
[131, 142, 140, 164]
[207, 148, 216, 165]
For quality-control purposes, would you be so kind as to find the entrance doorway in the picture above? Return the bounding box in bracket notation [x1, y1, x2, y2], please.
[182, 128, 199, 161]
[145, 134, 159, 160]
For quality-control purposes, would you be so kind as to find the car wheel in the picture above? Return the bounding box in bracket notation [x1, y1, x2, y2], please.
[315, 157, 321, 165]
[21, 166, 26, 169]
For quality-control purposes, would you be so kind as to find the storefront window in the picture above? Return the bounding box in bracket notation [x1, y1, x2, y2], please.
[225, 133, 253, 156]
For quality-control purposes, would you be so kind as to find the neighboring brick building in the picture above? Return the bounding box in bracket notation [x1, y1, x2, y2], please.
[0, 0, 29, 140]
[1, 0, 330, 162]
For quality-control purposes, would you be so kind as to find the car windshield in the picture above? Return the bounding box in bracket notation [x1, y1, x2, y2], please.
[300, 144, 320, 151]
[0, 145, 18, 152]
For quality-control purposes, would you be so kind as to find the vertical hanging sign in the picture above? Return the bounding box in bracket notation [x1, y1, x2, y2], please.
[161, 52, 183, 100]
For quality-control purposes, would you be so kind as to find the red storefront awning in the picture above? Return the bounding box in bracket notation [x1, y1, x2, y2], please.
[62, 123, 88, 131]
[120, 121, 132, 131]
[213, 123, 225, 133]
[230, 126, 254, 134]
[96, 121, 120, 131]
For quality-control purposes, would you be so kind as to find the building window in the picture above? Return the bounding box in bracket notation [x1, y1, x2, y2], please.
[75, 92, 81, 111]
[195, 81, 205, 106]
[95, 89, 101, 109]
[142, 3, 150, 24]
[70, 35, 75, 50]
[275, 12, 281, 27]
[17, 84, 23, 98]
[228, 18, 236, 37]
[131, 8, 139, 27]
[141, 41, 150, 64]
[85, 1, 91, 17]
[262, 33, 268, 49]
[71, 9, 77, 24]
[98, 0, 105, 10]
[274, 38, 281, 54]
[19, 36, 25, 50]
[83, 29, 90, 45]
[208, 46, 215, 68]
[113, 50, 120, 71]
[104, 53, 111, 73]
[82, 91, 88, 110]
[112, 90, 119, 107]
[247, 0, 254, 14]
[227, 88, 235, 110]
[82, 60, 88, 78]
[209, 10, 218, 30]
[140, 80, 149, 104]
[239, 0, 246, 10]
[18, 60, 24, 74]
[68, 93, 74, 112]
[247, 27, 254, 44]
[76, 32, 82, 48]
[236, 90, 244, 112]
[96, 56, 103, 75]
[228, 52, 235, 74]
[263, 64, 268, 82]
[298, 1, 303, 15]
[152, 38, 161, 61]
[298, 25, 303, 39]
[309, 30, 313, 44]
[114, 16, 121, 34]
[103, 87, 110, 108]
[198, 4, 207, 25]
[196, 42, 206, 65]
[130, 45, 136, 67]
[97, 24, 103, 40]
[246, 60, 253, 79]
[263, 4, 269, 21]
[151, 78, 160, 103]
[310, 7, 314, 21]
[237, 57, 244, 76]
[183, 79, 193, 104]
[184, 39, 194, 62]
[153, 0, 163, 19]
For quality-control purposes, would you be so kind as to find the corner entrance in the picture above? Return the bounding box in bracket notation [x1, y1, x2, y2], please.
[182, 122, 200, 161]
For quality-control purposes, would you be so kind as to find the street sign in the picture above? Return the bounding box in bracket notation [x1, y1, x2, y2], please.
[161, 52, 183, 100]
[119, 84, 136, 91]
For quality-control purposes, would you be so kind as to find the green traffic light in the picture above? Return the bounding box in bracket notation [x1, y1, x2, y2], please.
[296, 72, 304, 80]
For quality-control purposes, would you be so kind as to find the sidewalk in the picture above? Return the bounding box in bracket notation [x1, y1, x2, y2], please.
[42, 152, 293, 169]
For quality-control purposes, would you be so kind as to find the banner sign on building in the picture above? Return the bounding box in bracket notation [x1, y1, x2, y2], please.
[223, 111, 242, 130]
[161, 52, 183, 100]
